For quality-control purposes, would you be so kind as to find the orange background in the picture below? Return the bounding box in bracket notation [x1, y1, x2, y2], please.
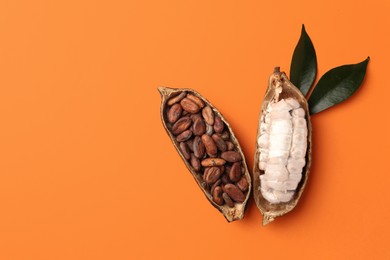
[0, 0, 389, 259]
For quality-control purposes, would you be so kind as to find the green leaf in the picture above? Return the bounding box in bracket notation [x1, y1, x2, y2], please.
[290, 24, 317, 96]
[308, 57, 370, 114]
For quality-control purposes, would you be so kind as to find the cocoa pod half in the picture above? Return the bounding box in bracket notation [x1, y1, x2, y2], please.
[159, 86, 251, 222]
[253, 68, 312, 225]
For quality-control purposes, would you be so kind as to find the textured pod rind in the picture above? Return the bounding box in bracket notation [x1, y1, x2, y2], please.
[253, 68, 312, 225]
[158, 86, 252, 222]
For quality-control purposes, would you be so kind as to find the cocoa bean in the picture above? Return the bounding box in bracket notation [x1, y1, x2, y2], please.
[186, 139, 194, 152]
[193, 136, 205, 159]
[201, 158, 226, 167]
[212, 134, 227, 152]
[224, 184, 245, 203]
[201, 134, 217, 157]
[229, 162, 242, 182]
[192, 117, 206, 136]
[236, 177, 249, 192]
[190, 153, 201, 172]
[190, 113, 202, 122]
[171, 117, 192, 135]
[179, 142, 191, 160]
[202, 106, 214, 125]
[204, 167, 222, 184]
[182, 110, 189, 116]
[220, 131, 230, 141]
[221, 174, 230, 184]
[176, 129, 192, 142]
[205, 124, 214, 136]
[222, 192, 234, 208]
[213, 116, 224, 133]
[167, 103, 182, 123]
[202, 168, 209, 182]
[226, 141, 234, 151]
[212, 186, 224, 206]
[186, 94, 205, 108]
[210, 179, 222, 195]
[221, 151, 242, 162]
[224, 166, 231, 178]
[180, 98, 201, 113]
[167, 91, 186, 106]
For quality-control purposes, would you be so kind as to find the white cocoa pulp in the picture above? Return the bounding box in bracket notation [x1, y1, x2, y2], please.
[257, 98, 307, 204]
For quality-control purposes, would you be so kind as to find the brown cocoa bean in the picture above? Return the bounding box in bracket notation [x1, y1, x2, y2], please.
[225, 165, 231, 174]
[204, 167, 222, 184]
[167, 103, 182, 123]
[182, 110, 189, 116]
[226, 141, 234, 151]
[190, 153, 201, 172]
[190, 113, 202, 122]
[212, 186, 224, 206]
[186, 139, 194, 152]
[202, 168, 209, 182]
[212, 134, 227, 152]
[220, 131, 230, 140]
[192, 117, 206, 136]
[201, 134, 217, 157]
[213, 116, 224, 133]
[202, 106, 214, 125]
[167, 91, 186, 106]
[221, 174, 230, 184]
[221, 151, 242, 162]
[224, 184, 245, 203]
[222, 192, 234, 208]
[201, 158, 226, 167]
[180, 98, 200, 114]
[186, 94, 205, 108]
[236, 177, 249, 192]
[176, 129, 192, 142]
[210, 179, 222, 195]
[171, 117, 192, 135]
[229, 162, 242, 182]
[179, 142, 191, 160]
[193, 136, 205, 159]
[205, 124, 214, 136]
